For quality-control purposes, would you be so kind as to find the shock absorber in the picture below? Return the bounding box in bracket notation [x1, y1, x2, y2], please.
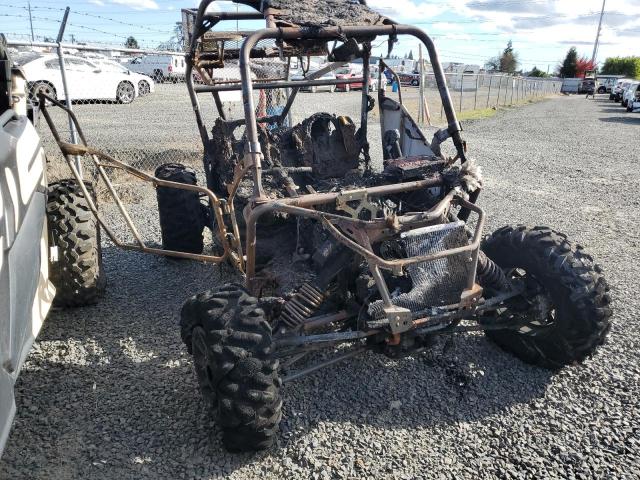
[477, 251, 511, 291]
[278, 247, 354, 330]
[279, 283, 325, 329]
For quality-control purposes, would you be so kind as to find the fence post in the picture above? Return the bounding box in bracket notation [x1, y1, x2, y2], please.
[474, 74, 479, 110]
[486, 75, 492, 108]
[55, 7, 82, 176]
[496, 75, 502, 107]
[504, 76, 508, 106]
[459, 73, 464, 112]
[510, 77, 514, 105]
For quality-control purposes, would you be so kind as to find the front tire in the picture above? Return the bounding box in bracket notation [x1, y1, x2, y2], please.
[482, 226, 612, 369]
[138, 80, 150, 96]
[155, 163, 207, 254]
[116, 81, 135, 104]
[47, 179, 105, 307]
[180, 285, 282, 452]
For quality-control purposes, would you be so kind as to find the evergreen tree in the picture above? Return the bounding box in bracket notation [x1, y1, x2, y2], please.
[125, 36, 139, 49]
[559, 47, 578, 78]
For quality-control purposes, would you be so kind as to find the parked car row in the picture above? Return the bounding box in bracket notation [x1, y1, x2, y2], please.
[11, 51, 154, 105]
[609, 78, 640, 113]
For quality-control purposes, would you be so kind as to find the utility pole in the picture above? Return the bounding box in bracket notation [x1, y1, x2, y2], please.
[591, 0, 606, 66]
[28, 2, 34, 41]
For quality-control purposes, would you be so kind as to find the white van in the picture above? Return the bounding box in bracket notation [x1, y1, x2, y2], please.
[127, 54, 186, 83]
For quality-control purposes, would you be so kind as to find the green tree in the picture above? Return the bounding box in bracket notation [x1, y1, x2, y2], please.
[559, 47, 578, 78]
[500, 40, 518, 73]
[528, 66, 548, 78]
[601, 56, 640, 79]
[407, 50, 413, 60]
[486, 40, 519, 73]
[124, 36, 139, 49]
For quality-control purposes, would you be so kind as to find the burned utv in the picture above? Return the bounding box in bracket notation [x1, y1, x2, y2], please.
[38, 0, 612, 453]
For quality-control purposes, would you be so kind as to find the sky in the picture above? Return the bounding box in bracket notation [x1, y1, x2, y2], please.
[1, 0, 639, 72]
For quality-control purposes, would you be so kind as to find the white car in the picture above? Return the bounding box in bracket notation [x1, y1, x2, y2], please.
[14, 52, 142, 104]
[621, 81, 639, 109]
[92, 58, 155, 96]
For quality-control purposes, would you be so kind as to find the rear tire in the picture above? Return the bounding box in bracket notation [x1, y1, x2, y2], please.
[155, 163, 207, 254]
[29, 81, 56, 106]
[482, 226, 612, 369]
[180, 284, 282, 452]
[47, 179, 105, 307]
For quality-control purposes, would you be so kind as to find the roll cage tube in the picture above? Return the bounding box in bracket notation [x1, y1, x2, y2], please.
[237, 25, 468, 197]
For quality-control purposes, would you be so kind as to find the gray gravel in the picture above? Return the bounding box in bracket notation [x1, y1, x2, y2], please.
[2, 95, 640, 479]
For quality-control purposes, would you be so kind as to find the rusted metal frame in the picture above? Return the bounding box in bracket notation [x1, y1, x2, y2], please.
[184, 61, 212, 157]
[195, 45, 327, 63]
[243, 25, 464, 158]
[282, 346, 368, 383]
[359, 44, 371, 144]
[321, 196, 484, 276]
[303, 310, 352, 331]
[243, 190, 461, 301]
[243, 177, 445, 286]
[270, 176, 444, 208]
[39, 94, 235, 266]
[276, 330, 378, 348]
[277, 86, 299, 125]
[39, 95, 146, 247]
[61, 142, 235, 265]
[194, 76, 365, 93]
[244, 179, 444, 287]
[192, 61, 228, 120]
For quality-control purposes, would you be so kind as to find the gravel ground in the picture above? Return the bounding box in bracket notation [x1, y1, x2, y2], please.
[2, 95, 639, 479]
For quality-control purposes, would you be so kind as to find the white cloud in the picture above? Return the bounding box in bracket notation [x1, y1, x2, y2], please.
[88, 0, 105, 5]
[109, 0, 159, 10]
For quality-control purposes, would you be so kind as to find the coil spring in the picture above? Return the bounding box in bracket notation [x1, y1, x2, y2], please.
[279, 283, 325, 329]
[477, 251, 511, 291]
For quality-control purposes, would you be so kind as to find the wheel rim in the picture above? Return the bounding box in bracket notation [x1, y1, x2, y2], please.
[36, 84, 52, 96]
[139, 81, 149, 95]
[118, 83, 134, 103]
[32, 83, 54, 103]
[191, 326, 216, 406]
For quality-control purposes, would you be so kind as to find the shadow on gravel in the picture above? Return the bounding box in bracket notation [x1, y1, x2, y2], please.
[599, 116, 640, 125]
[2, 246, 555, 479]
[597, 106, 632, 114]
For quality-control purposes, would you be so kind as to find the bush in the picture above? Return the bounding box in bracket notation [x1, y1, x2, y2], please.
[601, 57, 640, 79]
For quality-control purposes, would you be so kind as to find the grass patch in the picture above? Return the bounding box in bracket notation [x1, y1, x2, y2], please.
[457, 107, 498, 121]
